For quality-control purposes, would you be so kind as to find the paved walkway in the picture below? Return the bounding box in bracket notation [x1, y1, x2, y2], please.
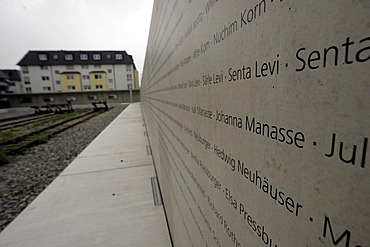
[0, 103, 172, 247]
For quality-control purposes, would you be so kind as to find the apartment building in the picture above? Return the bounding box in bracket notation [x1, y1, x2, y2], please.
[17, 50, 139, 93]
[0, 69, 22, 94]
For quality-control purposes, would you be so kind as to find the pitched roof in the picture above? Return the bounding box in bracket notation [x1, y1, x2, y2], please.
[17, 50, 136, 68]
[1, 70, 21, 81]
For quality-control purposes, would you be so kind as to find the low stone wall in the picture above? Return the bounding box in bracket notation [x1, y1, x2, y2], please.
[1, 90, 140, 108]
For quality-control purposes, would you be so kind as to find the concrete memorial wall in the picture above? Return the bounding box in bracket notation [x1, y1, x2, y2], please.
[141, 0, 369, 246]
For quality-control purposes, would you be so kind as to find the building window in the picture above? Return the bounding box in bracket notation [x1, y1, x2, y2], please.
[126, 65, 131, 71]
[108, 79, 113, 83]
[93, 54, 101, 60]
[40, 65, 48, 70]
[83, 85, 91, 90]
[106, 54, 112, 59]
[24, 76, 30, 84]
[95, 85, 103, 89]
[82, 75, 90, 80]
[88, 95, 98, 100]
[94, 74, 102, 79]
[67, 75, 74, 80]
[42, 87, 51, 91]
[127, 74, 132, 81]
[53, 54, 59, 60]
[67, 85, 75, 91]
[25, 87, 32, 93]
[80, 54, 88, 60]
[115, 54, 123, 60]
[39, 54, 48, 61]
[55, 70, 59, 74]
[127, 84, 133, 90]
[22, 66, 29, 74]
[81, 65, 89, 69]
[66, 65, 74, 70]
[108, 69, 112, 73]
[65, 54, 73, 60]
[42, 76, 50, 81]
[94, 65, 101, 69]
[56, 80, 61, 85]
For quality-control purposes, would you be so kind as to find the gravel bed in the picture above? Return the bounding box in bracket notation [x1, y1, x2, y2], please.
[0, 104, 128, 232]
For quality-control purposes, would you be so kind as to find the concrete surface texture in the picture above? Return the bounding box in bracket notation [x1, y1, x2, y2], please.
[0, 103, 172, 247]
[140, 0, 370, 246]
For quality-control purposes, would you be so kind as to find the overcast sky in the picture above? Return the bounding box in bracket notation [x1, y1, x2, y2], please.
[0, 0, 154, 80]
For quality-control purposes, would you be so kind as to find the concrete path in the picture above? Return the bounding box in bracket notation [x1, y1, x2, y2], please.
[0, 103, 172, 247]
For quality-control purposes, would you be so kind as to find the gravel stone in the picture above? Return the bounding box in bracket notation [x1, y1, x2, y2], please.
[0, 104, 127, 232]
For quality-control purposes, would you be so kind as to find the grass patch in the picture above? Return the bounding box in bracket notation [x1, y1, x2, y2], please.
[0, 131, 15, 142]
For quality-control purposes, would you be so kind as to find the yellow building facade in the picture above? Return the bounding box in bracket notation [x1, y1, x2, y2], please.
[134, 70, 139, 89]
[60, 72, 82, 92]
[89, 71, 108, 90]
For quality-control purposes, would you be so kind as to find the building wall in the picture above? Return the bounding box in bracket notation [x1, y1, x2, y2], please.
[0, 70, 23, 94]
[1, 80, 23, 94]
[141, 1, 370, 247]
[60, 73, 82, 92]
[134, 70, 139, 89]
[20, 63, 135, 93]
[20, 65, 54, 93]
[114, 64, 133, 90]
[90, 71, 108, 90]
[7, 81, 23, 94]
